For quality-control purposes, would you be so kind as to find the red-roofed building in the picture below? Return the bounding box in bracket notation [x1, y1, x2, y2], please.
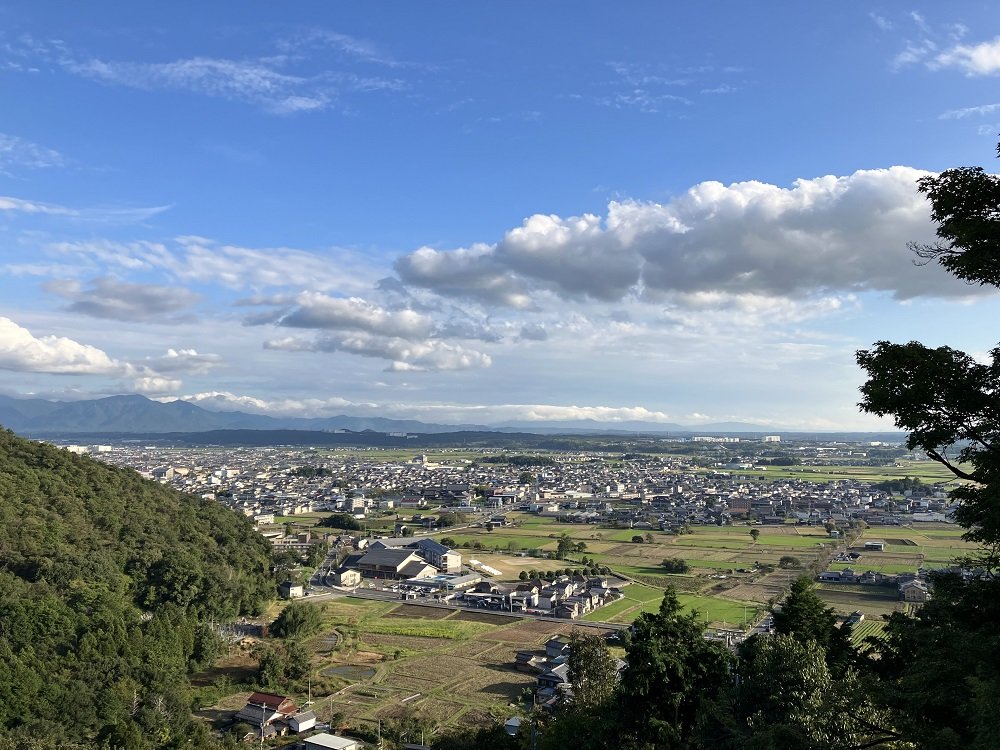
[234, 692, 298, 727]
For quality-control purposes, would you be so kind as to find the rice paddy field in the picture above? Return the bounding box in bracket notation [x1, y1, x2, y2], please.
[426, 512, 978, 626]
[751, 459, 963, 484]
[431, 517, 835, 628]
[815, 523, 975, 617]
[237, 597, 616, 734]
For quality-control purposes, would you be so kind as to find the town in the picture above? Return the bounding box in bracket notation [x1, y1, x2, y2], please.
[75, 436, 960, 620]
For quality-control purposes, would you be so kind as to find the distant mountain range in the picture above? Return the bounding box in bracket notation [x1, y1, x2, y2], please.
[0, 394, 496, 435]
[0, 393, 883, 439]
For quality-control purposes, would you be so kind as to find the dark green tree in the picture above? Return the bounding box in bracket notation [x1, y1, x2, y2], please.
[908, 155, 1000, 287]
[856, 142, 1000, 747]
[285, 640, 312, 680]
[772, 576, 855, 678]
[700, 635, 894, 750]
[270, 602, 322, 639]
[253, 643, 286, 688]
[319, 513, 363, 531]
[555, 533, 574, 559]
[616, 589, 733, 749]
[567, 632, 620, 708]
[661, 557, 690, 573]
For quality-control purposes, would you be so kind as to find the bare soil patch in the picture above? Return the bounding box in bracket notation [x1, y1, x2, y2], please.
[718, 583, 780, 604]
[476, 619, 565, 643]
[452, 610, 521, 625]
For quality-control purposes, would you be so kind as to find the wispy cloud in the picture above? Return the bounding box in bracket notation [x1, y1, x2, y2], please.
[886, 14, 1000, 76]
[939, 102, 1000, 119]
[47, 235, 382, 293]
[700, 84, 738, 95]
[597, 60, 743, 112]
[0, 133, 64, 173]
[869, 13, 893, 31]
[5, 32, 407, 114]
[277, 27, 409, 69]
[0, 194, 170, 224]
[0, 195, 76, 216]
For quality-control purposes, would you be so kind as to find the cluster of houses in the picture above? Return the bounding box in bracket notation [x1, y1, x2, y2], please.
[818, 566, 933, 603]
[457, 573, 625, 618]
[816, 540, 954, 603]
[90, 440, 960, 541]
[232, 691, 363, 748]
[322, 533, 623, 619]
[326, 535, 466, 589]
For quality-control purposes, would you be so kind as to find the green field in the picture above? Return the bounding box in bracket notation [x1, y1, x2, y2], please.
[752, 459, 966, 484]
[850, 618, 889, 646]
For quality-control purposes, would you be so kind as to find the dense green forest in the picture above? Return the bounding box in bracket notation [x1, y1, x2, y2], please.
[0, 429, 275, 749]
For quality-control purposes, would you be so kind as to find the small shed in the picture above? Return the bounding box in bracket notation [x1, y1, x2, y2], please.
[289, 711, 317, 733]
[304, 733, 362, 750]
[279, 581, 305, 599]
[334, 568, 362, 587]
[505, 716, 524, 736]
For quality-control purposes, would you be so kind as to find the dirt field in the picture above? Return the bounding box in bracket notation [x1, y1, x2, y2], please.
[384, 604, 454, 620]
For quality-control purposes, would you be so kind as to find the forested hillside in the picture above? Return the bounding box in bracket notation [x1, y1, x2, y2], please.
[0, 429, 274, 749]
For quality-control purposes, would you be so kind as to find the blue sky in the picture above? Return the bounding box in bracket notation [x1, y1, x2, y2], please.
[1, 2, 998, 430]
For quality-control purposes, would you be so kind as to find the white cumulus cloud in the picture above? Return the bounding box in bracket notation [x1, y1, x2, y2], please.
[394, 167, 964, 305]
[0, 317, 123, 375]
[264, 331, 492, 372]
[933, 36, 1000, 76]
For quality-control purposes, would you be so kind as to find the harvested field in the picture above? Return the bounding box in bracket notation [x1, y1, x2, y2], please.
[446, 639, 499, 658]
[380, 673, 442, 692]
[405, 697, 470, 723]
[477, 619, 566, 642]
[384, 604, 454, 620]
[393, 654, 473, 680]
[450, 669, 534, 700]
[375, 703, 421, 721]
[460, 708, 495, 726]
[474, 643, 524, 662]
[452, 610, 521, 625]
[475, 644, 523, 665]
[817, 588, 906, 617]
[715, 583, 778, 603]
[359, 633, 454, 651]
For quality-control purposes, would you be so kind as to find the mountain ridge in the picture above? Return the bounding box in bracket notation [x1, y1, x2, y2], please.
[0, 393, 857, 436]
